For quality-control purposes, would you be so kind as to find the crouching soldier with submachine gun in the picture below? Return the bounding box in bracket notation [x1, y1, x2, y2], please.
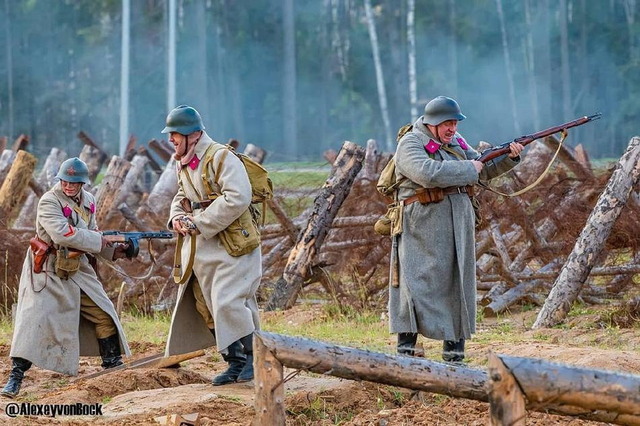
[1, 158, 170, 398]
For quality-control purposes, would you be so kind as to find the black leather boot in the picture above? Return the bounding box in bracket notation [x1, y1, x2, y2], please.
[236, 333, 254, 383]
[1, 357, 32, 398]
[397, 332, 418, 356]
[442, 338, 465, 363]
[98, 334, 124, 369]
[212, 340, 247, 386]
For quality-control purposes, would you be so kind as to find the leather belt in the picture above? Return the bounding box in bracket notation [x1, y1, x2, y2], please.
[191, 200, 213, 210]
[402, 185, 474, 206]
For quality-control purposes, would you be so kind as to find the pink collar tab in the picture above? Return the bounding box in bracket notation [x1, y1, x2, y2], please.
[62, 205, 73, 218]
[89, 202, 96, 214]
[188, 155, 200, 170]
[457, 136, 469, 150]
[425, 139, 441, 154]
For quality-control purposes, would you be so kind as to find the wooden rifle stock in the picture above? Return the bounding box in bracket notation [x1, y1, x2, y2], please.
[476, 113, 602, 163]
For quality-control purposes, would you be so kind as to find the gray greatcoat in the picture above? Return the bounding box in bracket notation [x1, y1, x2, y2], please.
[10, 183, 130, 376]
[165, 132, 261, 356]
[389, 118, 519, 341]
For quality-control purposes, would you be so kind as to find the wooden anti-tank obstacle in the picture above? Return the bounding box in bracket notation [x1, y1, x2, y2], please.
[253, 331, 640, 425]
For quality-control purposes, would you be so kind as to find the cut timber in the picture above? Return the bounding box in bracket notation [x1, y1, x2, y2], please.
[0, 150, 16, 186]
[533, 137, 640, 328]
[148, 139, 174, 162]
[254, 331, 640, 425]
[136, 158, 178, 228]
[79, 144, 108, 184]
[106, 154, 149, 224]
[11, 134, 29, 151]
[254, 332, 285, 426]
[488, 352, 526, 426]
[265, 141, 365, 310]
[74, 349, 205, 381]
[77, 132, 109, 179]
[0, 150, 37, 227]
[14, 147, 67, 229]
[243, 143, 267, 164]
[267, 198, 299, 242]
[94, 156, 132, 226]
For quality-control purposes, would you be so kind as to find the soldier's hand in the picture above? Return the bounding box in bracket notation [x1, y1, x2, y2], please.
[101, 236, 113, 249]
[172, 215, 192, 236]
[508, 142, 524, 158]
[471, 160, 484, 173]
[112, 243, 131, 260]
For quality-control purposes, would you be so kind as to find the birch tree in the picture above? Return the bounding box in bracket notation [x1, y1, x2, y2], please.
[407, 0, 417, 119]
[364, 0, 393, 151]
[283, 0, 297, 158]
[524, 0, 540, 129]
[622, 0, 638, 64]
[495, 0, 521, 134]
[559, 0, 572, 119]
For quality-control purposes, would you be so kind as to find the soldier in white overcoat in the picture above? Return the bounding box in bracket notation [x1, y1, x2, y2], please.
[1, 158, 131, 398]
[390, 96, 523, 363]
[162, 105, 261, 385]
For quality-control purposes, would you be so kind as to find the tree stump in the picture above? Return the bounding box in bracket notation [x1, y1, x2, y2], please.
[136, 158, 178, 228]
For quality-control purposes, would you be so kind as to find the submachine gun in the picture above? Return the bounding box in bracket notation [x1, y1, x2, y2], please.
[102, 230, 174, 258]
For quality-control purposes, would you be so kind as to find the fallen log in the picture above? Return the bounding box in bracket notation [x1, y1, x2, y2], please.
[148, 139, 174, 162]
[254, 332, 640, 425]
[265, 141, 365, 311]
[534, 137, 640, 328]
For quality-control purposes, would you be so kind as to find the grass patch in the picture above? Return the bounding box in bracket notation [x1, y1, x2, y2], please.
[269, 170, 329, 189]
[120, 310, 172, 345]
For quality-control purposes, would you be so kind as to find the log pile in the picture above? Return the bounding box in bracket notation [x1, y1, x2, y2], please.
[0, 131, 638, 323]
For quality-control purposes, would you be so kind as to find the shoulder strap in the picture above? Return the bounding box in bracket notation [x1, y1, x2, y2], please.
[201, 143, 229, 198]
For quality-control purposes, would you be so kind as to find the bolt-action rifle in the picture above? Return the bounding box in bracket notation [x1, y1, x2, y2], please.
[476, 113, 602, 163]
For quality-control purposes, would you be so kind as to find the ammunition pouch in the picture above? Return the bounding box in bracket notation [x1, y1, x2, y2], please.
[218, 207, 261, 257]
[29, 236, 51, 274]
[55, 248, 81, 280]
[374, 203, 404, 237]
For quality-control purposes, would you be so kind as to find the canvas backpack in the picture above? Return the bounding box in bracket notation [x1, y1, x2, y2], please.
[376, 123, 413, 197]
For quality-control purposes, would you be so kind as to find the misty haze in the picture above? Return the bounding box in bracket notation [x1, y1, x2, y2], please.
[0, 1, 637, 162]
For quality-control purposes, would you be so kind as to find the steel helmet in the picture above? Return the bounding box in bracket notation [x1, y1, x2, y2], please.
[422, 96, 466, 126]
[56, 157, 90, 184]
[161, 105, 205, 135]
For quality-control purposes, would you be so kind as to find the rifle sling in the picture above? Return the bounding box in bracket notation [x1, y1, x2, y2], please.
[483, 129, 568, 197]
[173, 233, 196, 285]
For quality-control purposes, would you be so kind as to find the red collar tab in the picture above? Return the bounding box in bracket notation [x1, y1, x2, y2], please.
[188, 155, 200, 170]
[457, 136, 469, 150]
[425, 139, 441, 154]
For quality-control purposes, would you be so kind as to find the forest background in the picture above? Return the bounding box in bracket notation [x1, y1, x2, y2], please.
[0, 0, 638, 163]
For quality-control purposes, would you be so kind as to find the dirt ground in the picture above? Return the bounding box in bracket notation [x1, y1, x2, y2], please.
[0, 306, 638, 425]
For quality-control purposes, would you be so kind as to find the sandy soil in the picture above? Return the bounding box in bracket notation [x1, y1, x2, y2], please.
[0, 306, 638, 425]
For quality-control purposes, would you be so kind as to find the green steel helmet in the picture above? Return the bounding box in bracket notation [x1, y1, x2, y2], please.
[56, 157, 90, 184]
[161, 105, 205, 135]
[422, 96, 466, 126]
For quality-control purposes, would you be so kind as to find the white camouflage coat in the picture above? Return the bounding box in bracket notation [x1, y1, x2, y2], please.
[10, 183, 130, 376]
[165, 132, 261, 355]
[389, 118, 519, 341]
